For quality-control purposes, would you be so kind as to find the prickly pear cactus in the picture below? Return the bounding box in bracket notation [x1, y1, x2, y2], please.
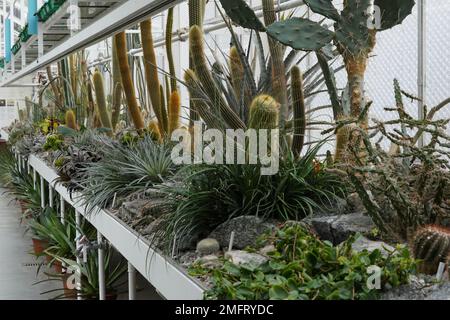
[218, 0, 266, 32]
[266, 18, 334, 51]
[303, 0, 340, 21]
[375, 0, 416, 31]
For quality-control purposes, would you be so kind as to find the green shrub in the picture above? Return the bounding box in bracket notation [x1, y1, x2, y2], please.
[190, 224, 417, 300]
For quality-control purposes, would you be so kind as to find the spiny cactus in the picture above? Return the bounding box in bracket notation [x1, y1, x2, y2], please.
[148, 120, 162, 142]
[262, 0, 288, 128]
[159, 84, 169, 135]
[92, 69, 113, 133]
[412, 225, 450, 275]
[166, 7, 177, 93]
[248, 94, 279, 130]
[334, 121, 353, 163]
[189, 0, 206, 124]
[189, 25, 246, 130]
[65, 109, 77, 131]
[111, 36, 122, 131]
[114, 32, 145, 131]
[168, 91, 181, 135]
[141, 20, 164, 134]
[291, 66, 306, 157]
[229, 46, 252, 115]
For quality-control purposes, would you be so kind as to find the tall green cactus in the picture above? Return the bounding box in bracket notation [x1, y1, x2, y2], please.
[166, 7, 177, 93]
[188, 0, 206, 124]
[189, 26, 246, 130]
[248, 94, 279, 130]
[291, 66, 306, 157]
[159, 84, 169, 134]
[92, 69, 113, 133]
[412, 225, 450, 275]
[114, 32, 145, 132]
[262, 0, 288, 129]
[111, 36, 123, 132]
[140, 19, 164, 134]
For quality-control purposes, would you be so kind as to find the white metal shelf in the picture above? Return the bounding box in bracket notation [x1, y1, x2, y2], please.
[1, 0, 183, 87]
[28, 154, 205, 300]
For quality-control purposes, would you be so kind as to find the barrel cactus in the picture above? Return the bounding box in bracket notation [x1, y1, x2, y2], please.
[248, 95, 279, 130]
[412, 225, 450, 275]
[65, 109, 78, 131]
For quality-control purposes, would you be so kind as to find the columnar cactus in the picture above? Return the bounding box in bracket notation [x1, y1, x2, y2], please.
[148, 120, 162, 142]
[412, 225, 450, 275]
[189, 25, 246, 130]
[248, 95, 279, 130]
[92, 68, 113, 133]
[159, 84, 169, 134]
[188, 0, 207, 123]
[111, 36, 122, 132]
[166, 7, 177, 93]
[229, 46, 252, 117]
[65, 109, 78, 131]
[114, 32, 145, 131]
[140, 20, 164, 134]
[291, 66, 306, 157]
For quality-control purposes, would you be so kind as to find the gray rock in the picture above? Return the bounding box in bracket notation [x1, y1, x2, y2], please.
[346, 192, 366, 213]
[304, 212, 375, 245]
[209, 216, 276, 250]
[259, 245, 276, 256]
[381, 276, 450, 300]
[196, 238, 220, 256]
[225, 250, 268, 267]
[195, 255, 221, 269]
[351, 236, 395, 257]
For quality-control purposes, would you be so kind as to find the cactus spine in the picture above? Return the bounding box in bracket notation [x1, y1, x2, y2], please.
[92, 69, 113, 132]
[291, 66, 306, 157]
[166, 7, 177, 93]
[114, 32, 145, 131]
[248, 95, 279, 130]
[412, 225, 450, 275]
[188, 0, 206, 124]
[140, 20, 164, 134]
[111, 36, 122, 131]
[168, 91, 181, 135]
[189, 26, 246, 130]
[65, 109, 77, 130]
[262, 0, 288, 128]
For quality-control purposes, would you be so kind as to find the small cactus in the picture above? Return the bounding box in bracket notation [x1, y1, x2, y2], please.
[412, 225, 450, 275]
[248, 94, 279, 130]
[65, 109, 78, 131]
[148, 120, 162, 142]
[168, 91, 181, 135]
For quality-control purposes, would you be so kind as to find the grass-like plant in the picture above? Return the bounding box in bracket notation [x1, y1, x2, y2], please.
[80, 135, 177, 214]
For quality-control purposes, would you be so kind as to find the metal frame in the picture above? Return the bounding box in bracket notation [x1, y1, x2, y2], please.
[27, 154, 205, 300]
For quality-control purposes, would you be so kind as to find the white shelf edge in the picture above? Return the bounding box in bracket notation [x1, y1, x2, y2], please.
[28, 154, 205, 300]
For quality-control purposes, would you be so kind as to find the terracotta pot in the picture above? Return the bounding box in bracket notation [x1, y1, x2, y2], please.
[31, 238, 48, 255]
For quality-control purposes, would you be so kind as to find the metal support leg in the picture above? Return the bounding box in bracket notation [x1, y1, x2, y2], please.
[40, 176, 45, 208]
[128, 263, 137, 300]
[60, 197, 65, 224]
[49, 184, 54, 208]
[97, 232, 106, 300]
[33, 168, 37, 189]
[75, 211, 82, 300]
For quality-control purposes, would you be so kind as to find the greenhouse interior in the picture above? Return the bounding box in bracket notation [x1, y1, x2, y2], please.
[0, 0, 449, 305]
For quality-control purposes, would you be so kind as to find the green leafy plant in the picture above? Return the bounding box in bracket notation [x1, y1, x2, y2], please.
[43, 134, 65, 151]
[190, 224, 417, 300]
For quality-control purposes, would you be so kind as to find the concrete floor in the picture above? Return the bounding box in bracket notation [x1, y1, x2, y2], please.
[0, 187, 162, 300]
[0, 187, 63, 300]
